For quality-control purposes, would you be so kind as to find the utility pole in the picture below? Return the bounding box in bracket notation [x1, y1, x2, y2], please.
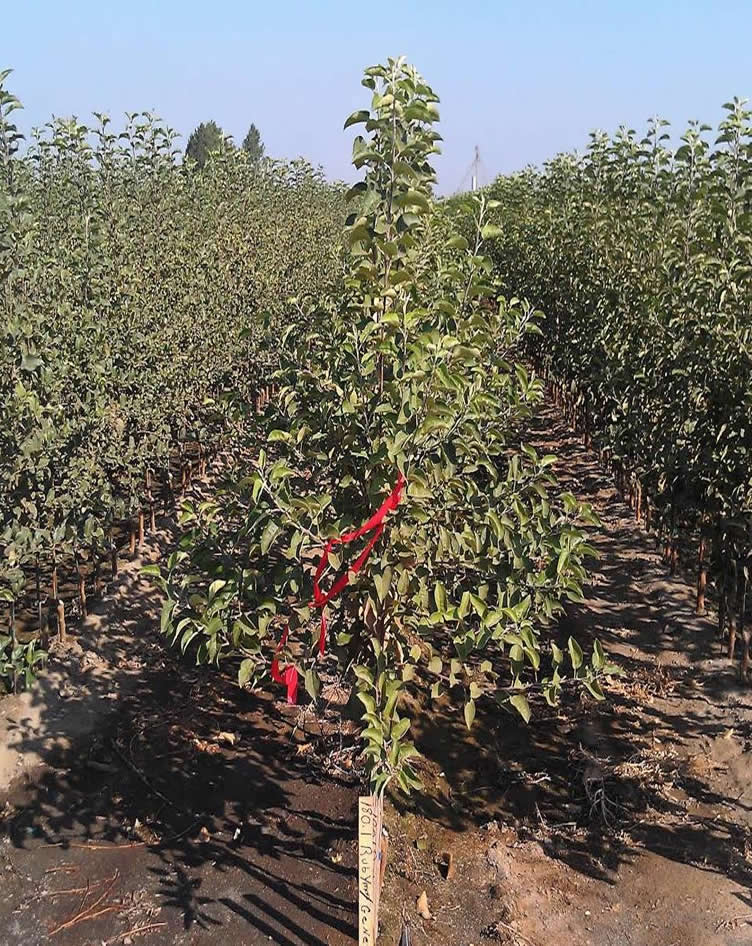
[471, 145, 480, 192]
[455, 145, 488, 195]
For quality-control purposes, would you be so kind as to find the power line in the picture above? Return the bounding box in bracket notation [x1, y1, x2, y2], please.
[454, 145, 490, 195]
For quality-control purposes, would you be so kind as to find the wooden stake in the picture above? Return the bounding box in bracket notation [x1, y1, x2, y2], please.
[138, 509, 145, 550]
[358, 795, 384, 945]
[129, 525, 136, 557]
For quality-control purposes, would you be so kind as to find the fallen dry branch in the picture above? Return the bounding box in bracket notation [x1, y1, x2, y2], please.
[48, 869, 120, 936]
[103, 921, 168, 943]
[716, 912, 752, 932]
[67, 841, 146, 851]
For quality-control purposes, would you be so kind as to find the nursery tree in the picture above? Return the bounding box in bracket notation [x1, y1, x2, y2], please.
[155, 57, 608, 796]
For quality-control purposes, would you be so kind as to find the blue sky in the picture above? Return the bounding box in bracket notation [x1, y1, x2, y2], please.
[3, 0, 751, 192]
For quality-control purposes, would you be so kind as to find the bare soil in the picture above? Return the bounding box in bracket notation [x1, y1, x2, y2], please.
[1, 403, 751, 945]
[0, 510, 359, 946]
[378, 405, 752, 946]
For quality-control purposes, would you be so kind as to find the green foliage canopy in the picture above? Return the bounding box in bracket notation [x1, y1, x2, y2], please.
[185, 119, 227, 168]
[0, 68, 345, 690]
[484, 102, 752, 634]
[242, 123, 264, 162]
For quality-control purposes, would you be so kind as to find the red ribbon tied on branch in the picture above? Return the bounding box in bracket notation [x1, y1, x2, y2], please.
[271, 471, 406, 704]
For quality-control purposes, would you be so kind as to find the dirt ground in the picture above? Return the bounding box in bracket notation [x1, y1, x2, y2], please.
[378, 406, 752, 946]
[2, 402, 752, 945]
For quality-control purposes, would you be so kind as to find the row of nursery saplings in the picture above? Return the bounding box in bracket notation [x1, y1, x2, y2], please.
[484, 101, 752, 677]
[0, 68, 345, 690]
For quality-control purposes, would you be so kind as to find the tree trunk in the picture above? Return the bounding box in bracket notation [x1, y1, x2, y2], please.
[36, 557, 45, 645]
[57, 598, 66, 643]
[78, 572, 87, 618]
[110, 525, 118, 579]
[147, 470, 156, 532]
[74, 547, 87, 618]
[740, 561, 749, 682]
[728, 558, 738, 659]
[696, 533, 707, 615]
[718, 557, 727, 641]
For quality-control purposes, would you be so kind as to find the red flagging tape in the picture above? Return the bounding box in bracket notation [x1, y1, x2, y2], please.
[271, 627, 299, 704]
[271, 472, 406, 704]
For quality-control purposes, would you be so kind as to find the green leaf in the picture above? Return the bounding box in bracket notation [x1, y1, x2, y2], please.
[343, 109, 370, 130]
[261, 521, 280, 555]
[446, 234, 469, 250]
[568, 636, 584, 670]
[391, 717, 411, 741]
[480, 223, 503, 240]
[305, 668, 321, 701]
[238, 659, 254, 687]
[584, 678, 606, 701]
[464, 699, 476, 729]
[160, 598, 176, 634]
[592, 639, 606, 671]
[21, 353, 43, 372]
[509, 693, 531, 723]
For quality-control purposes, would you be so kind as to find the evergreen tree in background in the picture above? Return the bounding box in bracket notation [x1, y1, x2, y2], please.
[185, 120, 226, 168]
[242, 123, 265, 162]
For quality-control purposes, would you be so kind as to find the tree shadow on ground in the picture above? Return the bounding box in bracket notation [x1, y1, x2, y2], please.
[0, 520, 359, 945]
[391, 404, 752, 900]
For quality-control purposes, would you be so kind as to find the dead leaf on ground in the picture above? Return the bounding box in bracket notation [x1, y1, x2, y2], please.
[193, 737, 221, 755]
[416, 890, 432, 919]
